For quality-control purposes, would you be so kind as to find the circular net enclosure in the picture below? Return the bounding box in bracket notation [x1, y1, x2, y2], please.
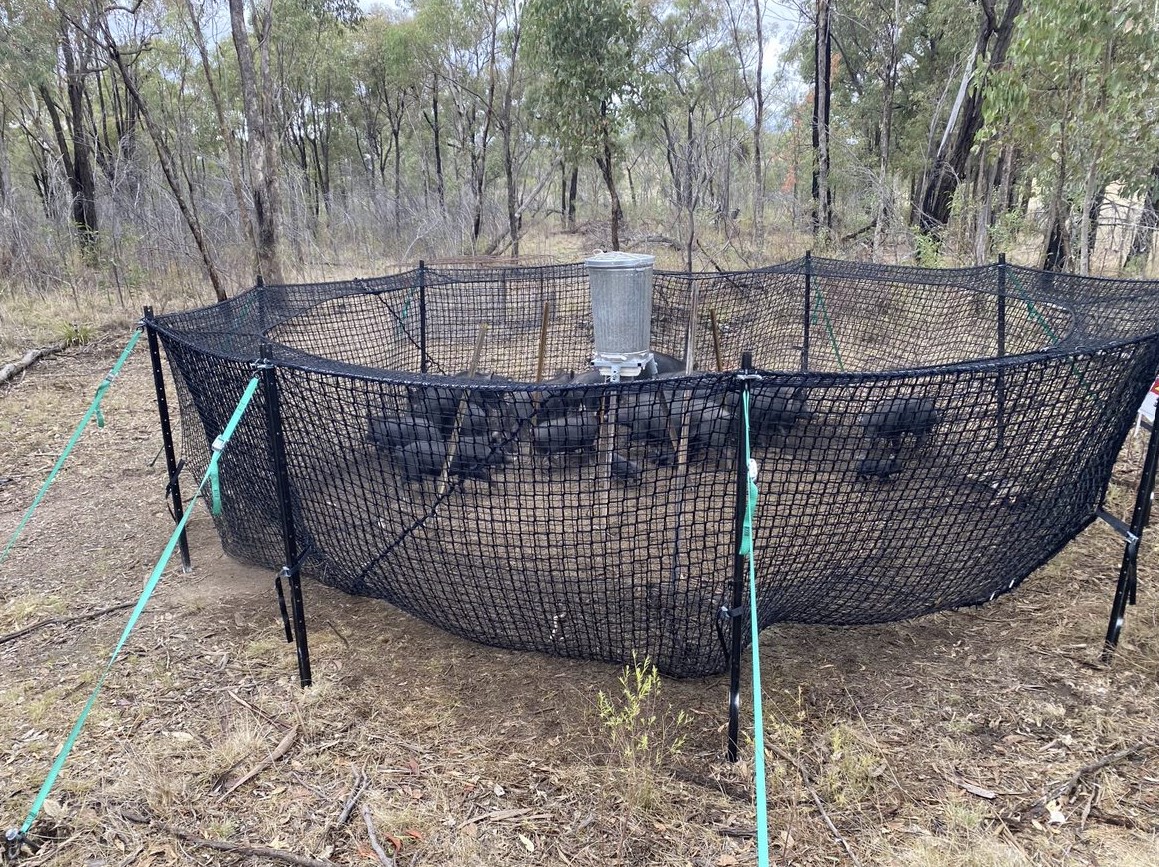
[150, 257, 1159, 678]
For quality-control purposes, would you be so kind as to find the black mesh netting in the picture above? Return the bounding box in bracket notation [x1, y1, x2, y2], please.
[150, 257, 1159, 677]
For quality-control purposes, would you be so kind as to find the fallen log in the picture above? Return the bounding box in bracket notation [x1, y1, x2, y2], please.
[0, 342, 67, 386]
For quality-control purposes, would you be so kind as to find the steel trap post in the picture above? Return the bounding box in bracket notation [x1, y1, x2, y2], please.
[258, 345, 313, 687]
[996, 255, 1008, 452]
[143, 307, 192, 573]
[1103, 415, 1159, 658]
[725, 351, 755, 762]
[802, 251, 812, 372]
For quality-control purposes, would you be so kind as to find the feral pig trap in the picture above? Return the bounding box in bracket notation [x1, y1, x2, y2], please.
[146, 255, 1159, 689]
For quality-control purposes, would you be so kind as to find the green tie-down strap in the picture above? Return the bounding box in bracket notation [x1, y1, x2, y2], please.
[1, 329, 142, 568]
[740, 390, 770, 867]
[18, 376, 260, 838]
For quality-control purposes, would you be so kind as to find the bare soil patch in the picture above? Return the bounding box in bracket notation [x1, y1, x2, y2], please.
[1, 340, 1157, 866]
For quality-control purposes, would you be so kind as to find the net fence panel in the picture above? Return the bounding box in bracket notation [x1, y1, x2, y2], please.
[152, 258, 1159, 677]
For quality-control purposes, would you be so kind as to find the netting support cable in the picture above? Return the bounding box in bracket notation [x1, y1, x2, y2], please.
[996, 255, 1008, 452]
[1103, 418, 1159, 658]
[802, 251, 812, 372]
[0, 328, 141, 569]
[144, 309, 191, 573]
[5, 376, 260, 859]
[257, 346, 313, 688]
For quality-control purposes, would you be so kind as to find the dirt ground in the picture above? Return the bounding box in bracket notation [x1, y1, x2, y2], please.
[1, 336, 1158, 867]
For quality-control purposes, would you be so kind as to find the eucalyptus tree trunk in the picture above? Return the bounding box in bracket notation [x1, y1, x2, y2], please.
[812, 0, 832, 239]
[98, 22, 227, 300]
[873, 0, 900, 261]
[1126, 164, 1159, 267]
[594, 107, 623, 250]
[183, 0, 255, 261]
[53, 15, 99, 252]
[501, 15, 522, 256]
[917, 0, 1023, 237]
[228, 0, 283, 284]
[429, 72, 446, 212]
[752, 0, 765, 239]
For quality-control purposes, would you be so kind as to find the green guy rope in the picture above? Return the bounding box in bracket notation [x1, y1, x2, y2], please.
[740, 391, 770, 867]
[0, 330, 142, 568]
[396, 283, 419, 337]
[810, 289, 846, 372]
[1007, 269, 1094, 397]
[15, 376, 260, 842]
[1007, 269, 1062, 345]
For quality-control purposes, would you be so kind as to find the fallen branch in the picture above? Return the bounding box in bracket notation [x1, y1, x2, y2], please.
[361, 804, 395, 867]
[336, 767, 370, 827]
[1086, 806, 1156, 831]
[0, 601, 135, 647]
[0, 342, 67, 386]
[218, 724, 299, 798]
[1004, 740, 1152, 826]
[840, 222, 875, 244]
[119, 810, 338, 867]
[765, 742, 863, 867]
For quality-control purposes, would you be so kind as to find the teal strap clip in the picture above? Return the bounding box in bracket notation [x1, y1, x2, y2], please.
[208, 437, 225, 516]
[1, 330, 142, 568]
[18, 376, 260, 837]
[740, 391, 770, 867]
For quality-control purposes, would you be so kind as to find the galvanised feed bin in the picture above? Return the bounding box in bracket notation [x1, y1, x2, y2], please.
[585, 251, 655, 379]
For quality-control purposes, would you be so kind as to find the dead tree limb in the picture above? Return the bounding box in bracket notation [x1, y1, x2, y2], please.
[0, 602, 135, 647]
[764, 742, 863, 866]
[0, 343, 67, 386]
[1004, 740, 1153, 826]
[119, 810, 339, 867]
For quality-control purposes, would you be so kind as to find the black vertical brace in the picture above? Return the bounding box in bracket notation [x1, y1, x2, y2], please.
[802, 252, 813, 372]
[259, 345, 313, 686]
[143, 307, 192, 572]
[1104, 419, 1159, 658]
[726, 351, 754, 762]
[996, 255, 1008, 452]
[418, 260, 429, 375]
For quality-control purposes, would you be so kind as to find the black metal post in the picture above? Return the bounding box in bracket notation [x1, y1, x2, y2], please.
[802, 252, 812, 372]
[259, 345, 312, 687]
[418, 260, 428, 375]
[997, 255, 1007, 452]
[143, 307, 192, 572]
[1103, 417, 1159, 658]
[726, 351, 753, 762]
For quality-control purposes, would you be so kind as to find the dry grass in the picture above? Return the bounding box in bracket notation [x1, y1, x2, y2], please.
[2, 236, 1159, 865]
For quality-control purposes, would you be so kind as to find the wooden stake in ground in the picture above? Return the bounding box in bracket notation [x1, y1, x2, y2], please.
[710, 309, 723, 372]
[437, 323, 489, 498]
[668, 283, 701, 593]
[535, 301, 550, 383]
[531, 301, 551, 427]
